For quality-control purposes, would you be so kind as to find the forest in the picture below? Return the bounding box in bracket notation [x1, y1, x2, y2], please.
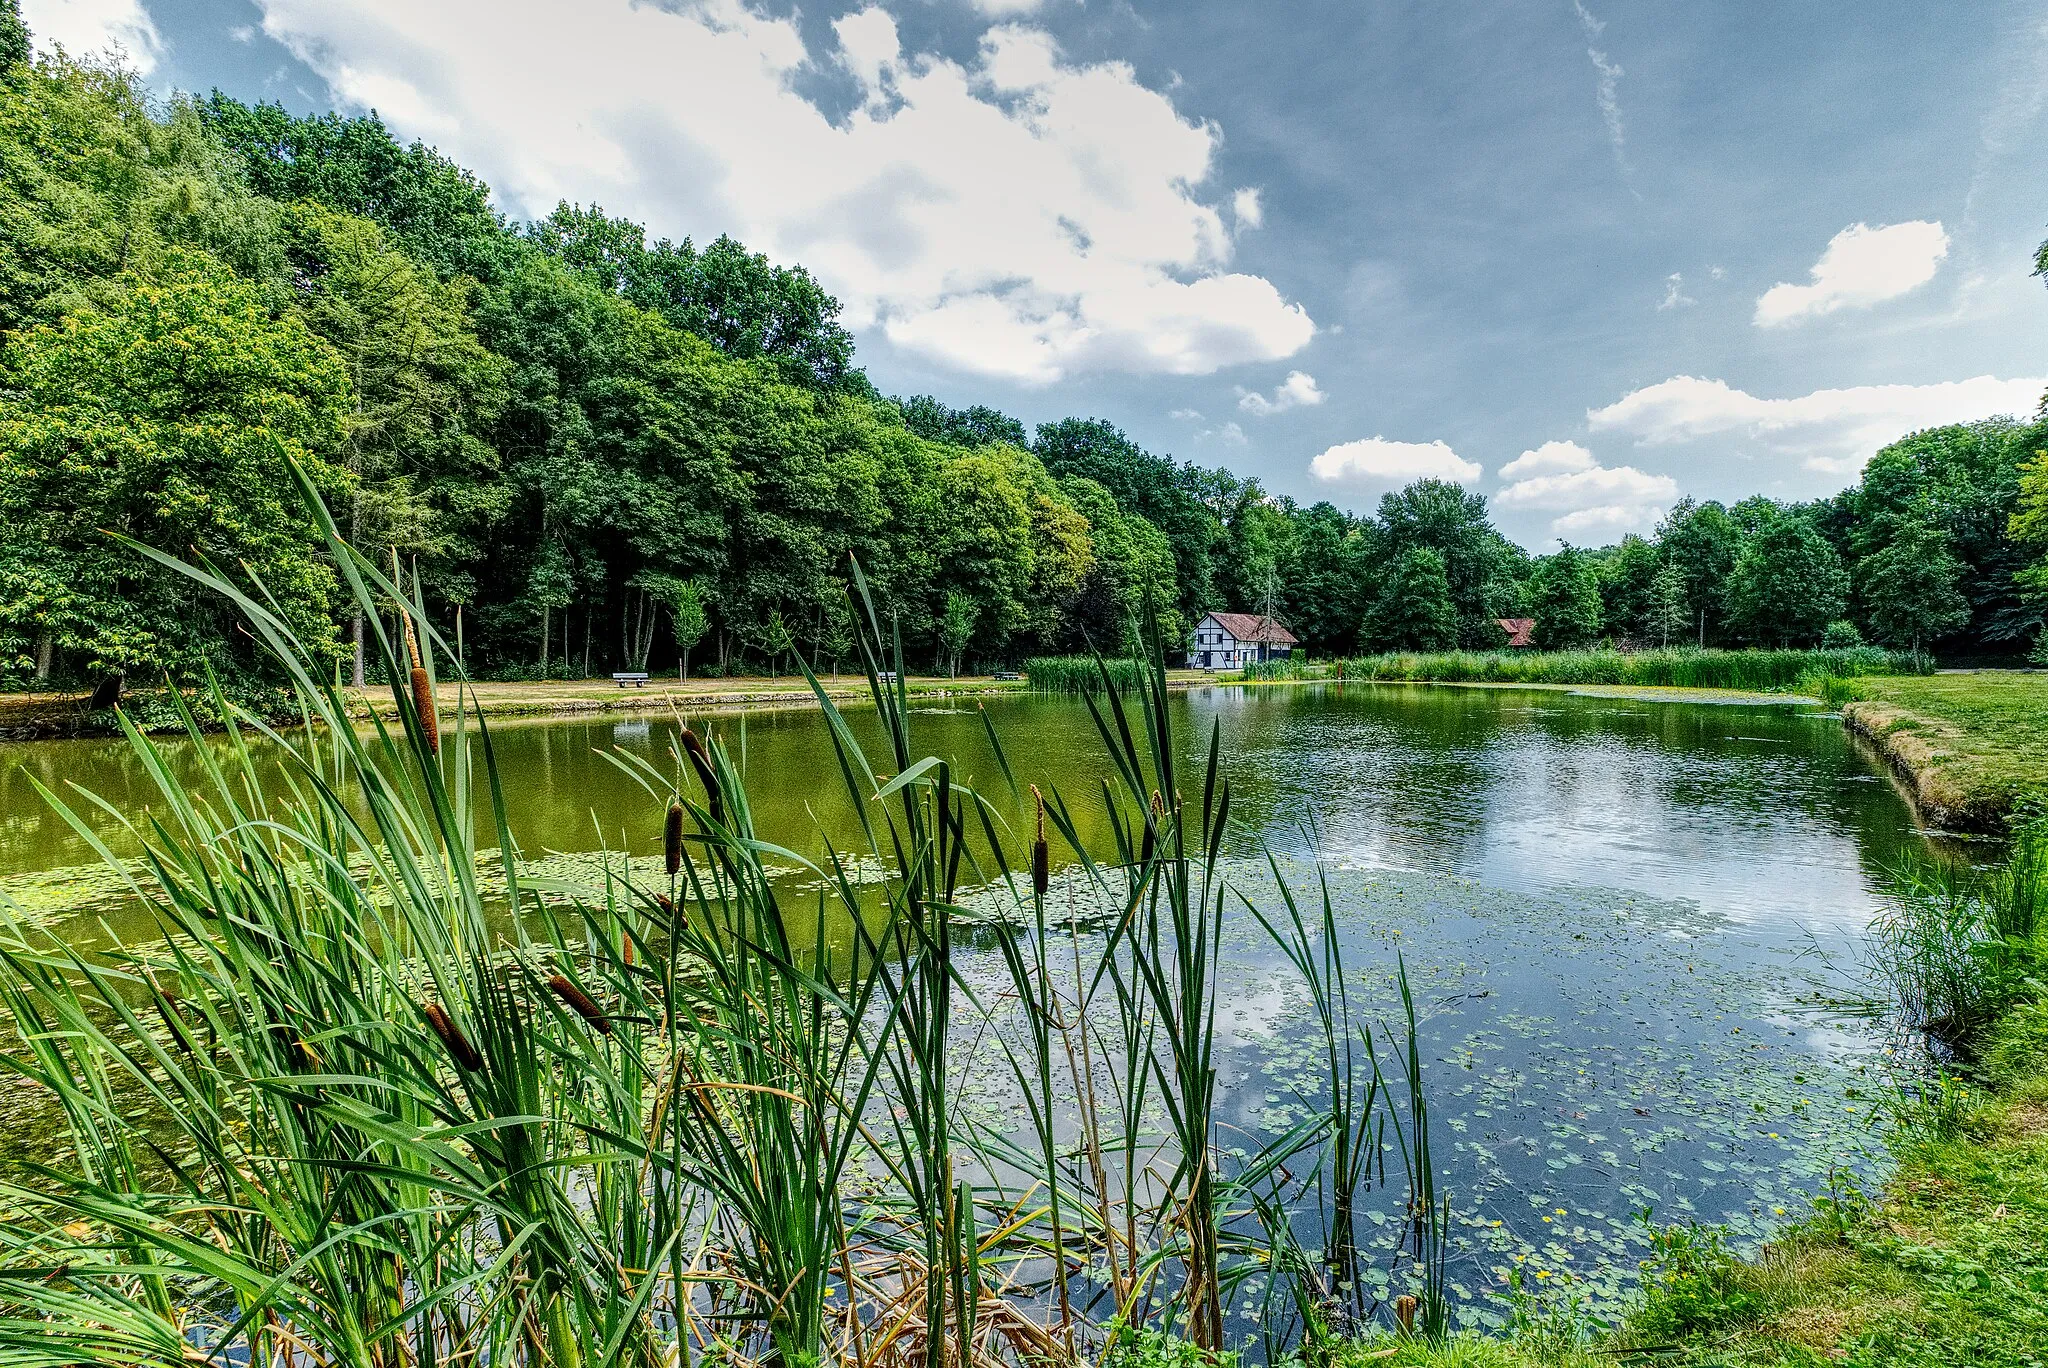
[3, 29, 2047, 701]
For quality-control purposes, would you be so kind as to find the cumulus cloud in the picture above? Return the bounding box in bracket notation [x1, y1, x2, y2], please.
[1587, 373, 2047, 475]
[1168, 408, 1203, 421]
[1494, 442, 1677, 540]
[22, 0, 161, 72]
[1658, 272, 1694, 311]
[1498, 440, 1596, 481]
[247, 0, 1314, 385]
[967, 0, 1046, 15]
[1195, 420, 1246, 446]
[1753, 221, 1950, 327]
[1310, 438, 1481, 492]
[1237, 370, 1324, 416]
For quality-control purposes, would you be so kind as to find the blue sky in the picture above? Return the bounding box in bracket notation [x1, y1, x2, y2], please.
[24, 0, 2048, 546]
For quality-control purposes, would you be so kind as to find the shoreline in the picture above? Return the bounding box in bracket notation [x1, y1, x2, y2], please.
[1, 672, 1829, 742]
[3, 671, 1832, 738]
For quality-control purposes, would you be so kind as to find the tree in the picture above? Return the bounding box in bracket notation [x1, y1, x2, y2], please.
[1530, 545, 1603, 649]
[645, 575, 708, 680]
[1360, 547, 1457, 651]
[1725, 516, 1849, 645]
[0, 248, 350, 702]
[1859, 520, 1970, 651]
[1647, 560, 1690, 648]
[2010, 445, 2048, 609]
[938, 591, 976, 677]
[1375, 479, 1523, 644]
[898, 395, 1027, 448]
[1, 0, 29, 78]
[1656, 498, 1740, 645]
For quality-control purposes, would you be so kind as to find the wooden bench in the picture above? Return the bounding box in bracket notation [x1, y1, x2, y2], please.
[992, 670, 1021, 681]
[876, 670, 899, 683]
[612, 672, 650, 688]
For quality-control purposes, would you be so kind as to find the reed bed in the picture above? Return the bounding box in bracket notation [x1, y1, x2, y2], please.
[1022, 657, 1149, 694]
[0, 476, 1455, 1368]
[1326, 646, 1925, 691]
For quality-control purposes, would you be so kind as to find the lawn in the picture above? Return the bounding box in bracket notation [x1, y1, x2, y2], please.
[1842, 672, 2048, 830]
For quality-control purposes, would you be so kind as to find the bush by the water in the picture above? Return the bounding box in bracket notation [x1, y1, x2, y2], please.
[1024, 655, 1151, 692]
[1330, 646, 1926, 691]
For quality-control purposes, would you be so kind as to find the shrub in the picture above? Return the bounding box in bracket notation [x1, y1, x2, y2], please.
[1820, 619, 1865, 649]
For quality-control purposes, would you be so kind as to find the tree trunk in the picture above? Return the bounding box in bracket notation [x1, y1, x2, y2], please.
[88, 672, 123, 711]
[351, 612, 366, 687]
[540, 604, 550, 670]
[33, 632, 52, 682]
[679, 649, 688, 683]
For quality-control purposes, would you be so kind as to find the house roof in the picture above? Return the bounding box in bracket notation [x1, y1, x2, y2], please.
[1495, 618, 1535, 647]
[1202, 612, 1299, 646]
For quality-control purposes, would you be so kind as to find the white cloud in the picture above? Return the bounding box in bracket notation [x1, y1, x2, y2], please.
[248, 0, 1314, 385]
[1168, 408, 1203, 421]
[1753, 221, 1950, 327]
[1587, 373, 2047, 475]
[22, 0, 161, 72]
[1237, 369, 1324, 416]
[1310, 437, 1481, 491]
[967, 0, 1046, 15]
[1658, 272, 1694, 311]
[1573, 0, 1629, 174]
[1195, 420, 1246, 446]
[1494, 442, 1676, 542]
[1232, 187, 1263, 231]
[1498, 440, 1597, 481]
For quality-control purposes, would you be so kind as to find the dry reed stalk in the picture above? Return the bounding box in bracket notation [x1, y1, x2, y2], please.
[547, 975, 612, 1034]
[422, 1002, 485, 1072]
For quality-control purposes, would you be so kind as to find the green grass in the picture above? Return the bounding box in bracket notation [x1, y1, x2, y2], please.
[1839, 673, 2048, 824]
[1332, 646, 1925, 691]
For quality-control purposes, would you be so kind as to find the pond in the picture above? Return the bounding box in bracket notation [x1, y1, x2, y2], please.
[0, 680, 1927, 1331]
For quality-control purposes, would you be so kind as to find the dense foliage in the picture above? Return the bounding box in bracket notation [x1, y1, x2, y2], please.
[0, 40, 2044, 698]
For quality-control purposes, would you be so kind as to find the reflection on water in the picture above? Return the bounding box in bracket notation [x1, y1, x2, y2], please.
[0, 681, 1930, 1328]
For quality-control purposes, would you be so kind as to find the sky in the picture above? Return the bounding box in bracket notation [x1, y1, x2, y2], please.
[23, 0, 2048, 548]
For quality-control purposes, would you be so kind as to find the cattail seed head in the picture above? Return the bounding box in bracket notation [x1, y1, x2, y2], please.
[548, 975, 613, 1034]
[679, 727, 724, 824]
[410, 667, 438, 755]
[422, 1002, 485, 1072]
[663, 800, 684, 877]
[1394, 1294, 1417, 1334]
[1029, 785, 1049, 900]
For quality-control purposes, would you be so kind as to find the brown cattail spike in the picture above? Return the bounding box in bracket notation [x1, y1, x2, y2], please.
[679, 728, 723, 825]
[548, 975, 613, 1034]
[1029, 785, 1049, 900]
[422, 1002, 485, 1072]
[1394, 1294, 1418, 1335]
[663, 800, 685, 877]
[410, 667, 438, 755]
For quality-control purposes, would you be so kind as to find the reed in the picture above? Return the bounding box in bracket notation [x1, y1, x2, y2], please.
[1023, 656, 1148, 694]
[1333, 646, 1925, 691]
[0, 470, 1460, 1368]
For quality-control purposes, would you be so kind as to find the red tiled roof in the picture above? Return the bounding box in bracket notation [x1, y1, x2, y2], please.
[1203, 612, 1299, 645]
[1496, 618, 1535, 647]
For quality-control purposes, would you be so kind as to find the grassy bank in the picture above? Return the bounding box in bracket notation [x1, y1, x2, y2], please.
[1341, 1020, 2048, 1367]
[1838, 672, 2048, 832]
[1316, 646, 1925, 691]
